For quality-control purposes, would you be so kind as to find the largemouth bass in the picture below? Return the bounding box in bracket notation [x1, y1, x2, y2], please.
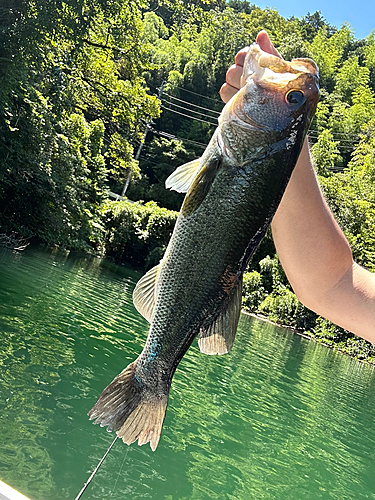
[89, 43, 319, 450]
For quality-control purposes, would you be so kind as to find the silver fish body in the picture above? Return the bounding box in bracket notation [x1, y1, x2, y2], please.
[89, 43, 320, 450]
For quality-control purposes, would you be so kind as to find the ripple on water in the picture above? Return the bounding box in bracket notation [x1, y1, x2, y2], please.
[1, 247, 375, 500]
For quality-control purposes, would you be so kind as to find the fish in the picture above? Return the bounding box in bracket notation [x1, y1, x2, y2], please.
[88, 42, 320, 451]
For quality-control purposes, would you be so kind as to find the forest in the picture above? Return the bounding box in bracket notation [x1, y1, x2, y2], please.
[1, 0, 375, 361]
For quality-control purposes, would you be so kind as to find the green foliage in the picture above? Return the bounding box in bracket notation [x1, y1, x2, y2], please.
[0, 0, 160, 249]
[335, 56, 371, 103]
[319, 119, 375, 271]
[1, 1, 375, 361]
[258, 288, 304, 326]
[143, 12, 169, 43]
[243, 255, 316, 330]
[226, 0, 256, 15]
[311, 317, 375, 362]
[311, 129, 342, 176]
[242, 271, 265, 312]
[308, 25, 354, 90]
[258, 255, 274, 293]
[294, 11, 336, 43]
[277, 32, 310, 61]
[102, 200, 178, 268]
[126, 137, 191, 211]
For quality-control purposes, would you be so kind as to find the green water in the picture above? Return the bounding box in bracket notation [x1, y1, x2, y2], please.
[0, 246, 375, 500]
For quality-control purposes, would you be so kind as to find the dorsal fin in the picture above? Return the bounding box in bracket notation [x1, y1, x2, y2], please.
[198, 279, 242, 355]
[165, 158, 201, 193]
[132, 264, 161, 323]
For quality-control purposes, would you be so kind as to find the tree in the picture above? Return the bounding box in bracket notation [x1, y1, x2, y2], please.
[320, 119, 375, 270]
[311, 129, 343, 176]
[295, 11, 336, 43]
[308, 24, 354, 90]
[0, 0, 160, 248]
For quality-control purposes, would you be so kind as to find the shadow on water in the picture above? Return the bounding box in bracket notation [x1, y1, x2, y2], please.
[0, 246, 375, 500]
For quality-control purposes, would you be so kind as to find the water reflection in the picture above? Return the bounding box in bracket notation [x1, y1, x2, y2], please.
[162, 316, 375, 500]
[0, 247, 143, 499]
[0, 247, 375, 500]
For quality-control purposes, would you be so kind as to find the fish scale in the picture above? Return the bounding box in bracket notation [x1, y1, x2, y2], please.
[88, 42, 320, 451]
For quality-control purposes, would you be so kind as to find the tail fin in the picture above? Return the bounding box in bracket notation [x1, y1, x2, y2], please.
[88, 360, 168, 451]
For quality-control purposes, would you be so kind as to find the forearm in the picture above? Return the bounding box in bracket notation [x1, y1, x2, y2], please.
[271, 139, 375, 342]
[221, 32, 375, 341]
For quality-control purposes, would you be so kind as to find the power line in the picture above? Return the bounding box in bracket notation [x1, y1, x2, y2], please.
[161, 107, 359, 144]
[138, 155, 161, 166]
[174, 85, 222, 103]
[149, 82, 222, 103]
[152, 128, 207, 148]
[154, 83, 362, 143]
[161, 104, 217, 126]
[308, 139, 354, 151]
[157, 84, 361, 144]
[309, 129, 360, 141]
[163, 92, 222, 116]
[309, 134, 358, 144]
[161, 99, 218, 124]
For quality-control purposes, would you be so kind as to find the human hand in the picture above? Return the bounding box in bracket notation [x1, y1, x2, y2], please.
[219, 31, 282, 104]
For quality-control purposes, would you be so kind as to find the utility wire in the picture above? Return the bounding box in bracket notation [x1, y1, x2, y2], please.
[151, 128, 207, 148]
[174, 85, 222, 103]
[309, 129, 360, 141]
[150, 82, 222, 103]
[308, 131, 359, 144]
[138, 155, 161, 165]
[307, 136, 356, 154]
[162, 99, 218, 122]
[161, 100, 218, 124]
[161, 106, 359, 144]
[163, 92, 222, 116]
[161, 104, 217, 126]
[310, 129, 360, 139]
[153, 82, 361, 143]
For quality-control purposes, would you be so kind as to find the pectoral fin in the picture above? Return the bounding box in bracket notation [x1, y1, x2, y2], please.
[165, 158, 202, 193]
[181, 156, 220, 217]
[133, 264, 161, 322]
[198, 279, 242, 355]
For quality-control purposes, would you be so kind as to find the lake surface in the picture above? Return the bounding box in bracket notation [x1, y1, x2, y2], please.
[0, 246, 375, 500]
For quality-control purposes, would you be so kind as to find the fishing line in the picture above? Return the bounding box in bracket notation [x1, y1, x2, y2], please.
[74, 436, 118, 500]
[108, 443, 130, 499]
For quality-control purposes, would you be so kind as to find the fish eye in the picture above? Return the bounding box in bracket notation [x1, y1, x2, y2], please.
[286, 90, 304, 105]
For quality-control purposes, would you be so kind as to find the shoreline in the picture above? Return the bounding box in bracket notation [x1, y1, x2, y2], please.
[241, 310, 375, 366]
[8, 243, 374, 367]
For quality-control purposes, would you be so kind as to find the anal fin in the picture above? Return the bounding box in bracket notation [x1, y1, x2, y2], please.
[198, 279, 242, 355]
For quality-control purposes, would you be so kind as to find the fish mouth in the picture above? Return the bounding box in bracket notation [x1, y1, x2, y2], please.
[241, 43, 319, 87]
[218, 42, 320, 139]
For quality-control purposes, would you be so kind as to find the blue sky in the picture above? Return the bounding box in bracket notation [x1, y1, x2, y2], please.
[254, 0, 375, 39]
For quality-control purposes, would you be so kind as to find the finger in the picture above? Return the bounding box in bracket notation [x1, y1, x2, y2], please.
[220, 33, 281, 105]
[256, 30, 282, 59]
[234, 47, 249, 67]
[226, 63, 244, 90]
[220, 62, 244, 103]
[219, 82, 239, 104]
